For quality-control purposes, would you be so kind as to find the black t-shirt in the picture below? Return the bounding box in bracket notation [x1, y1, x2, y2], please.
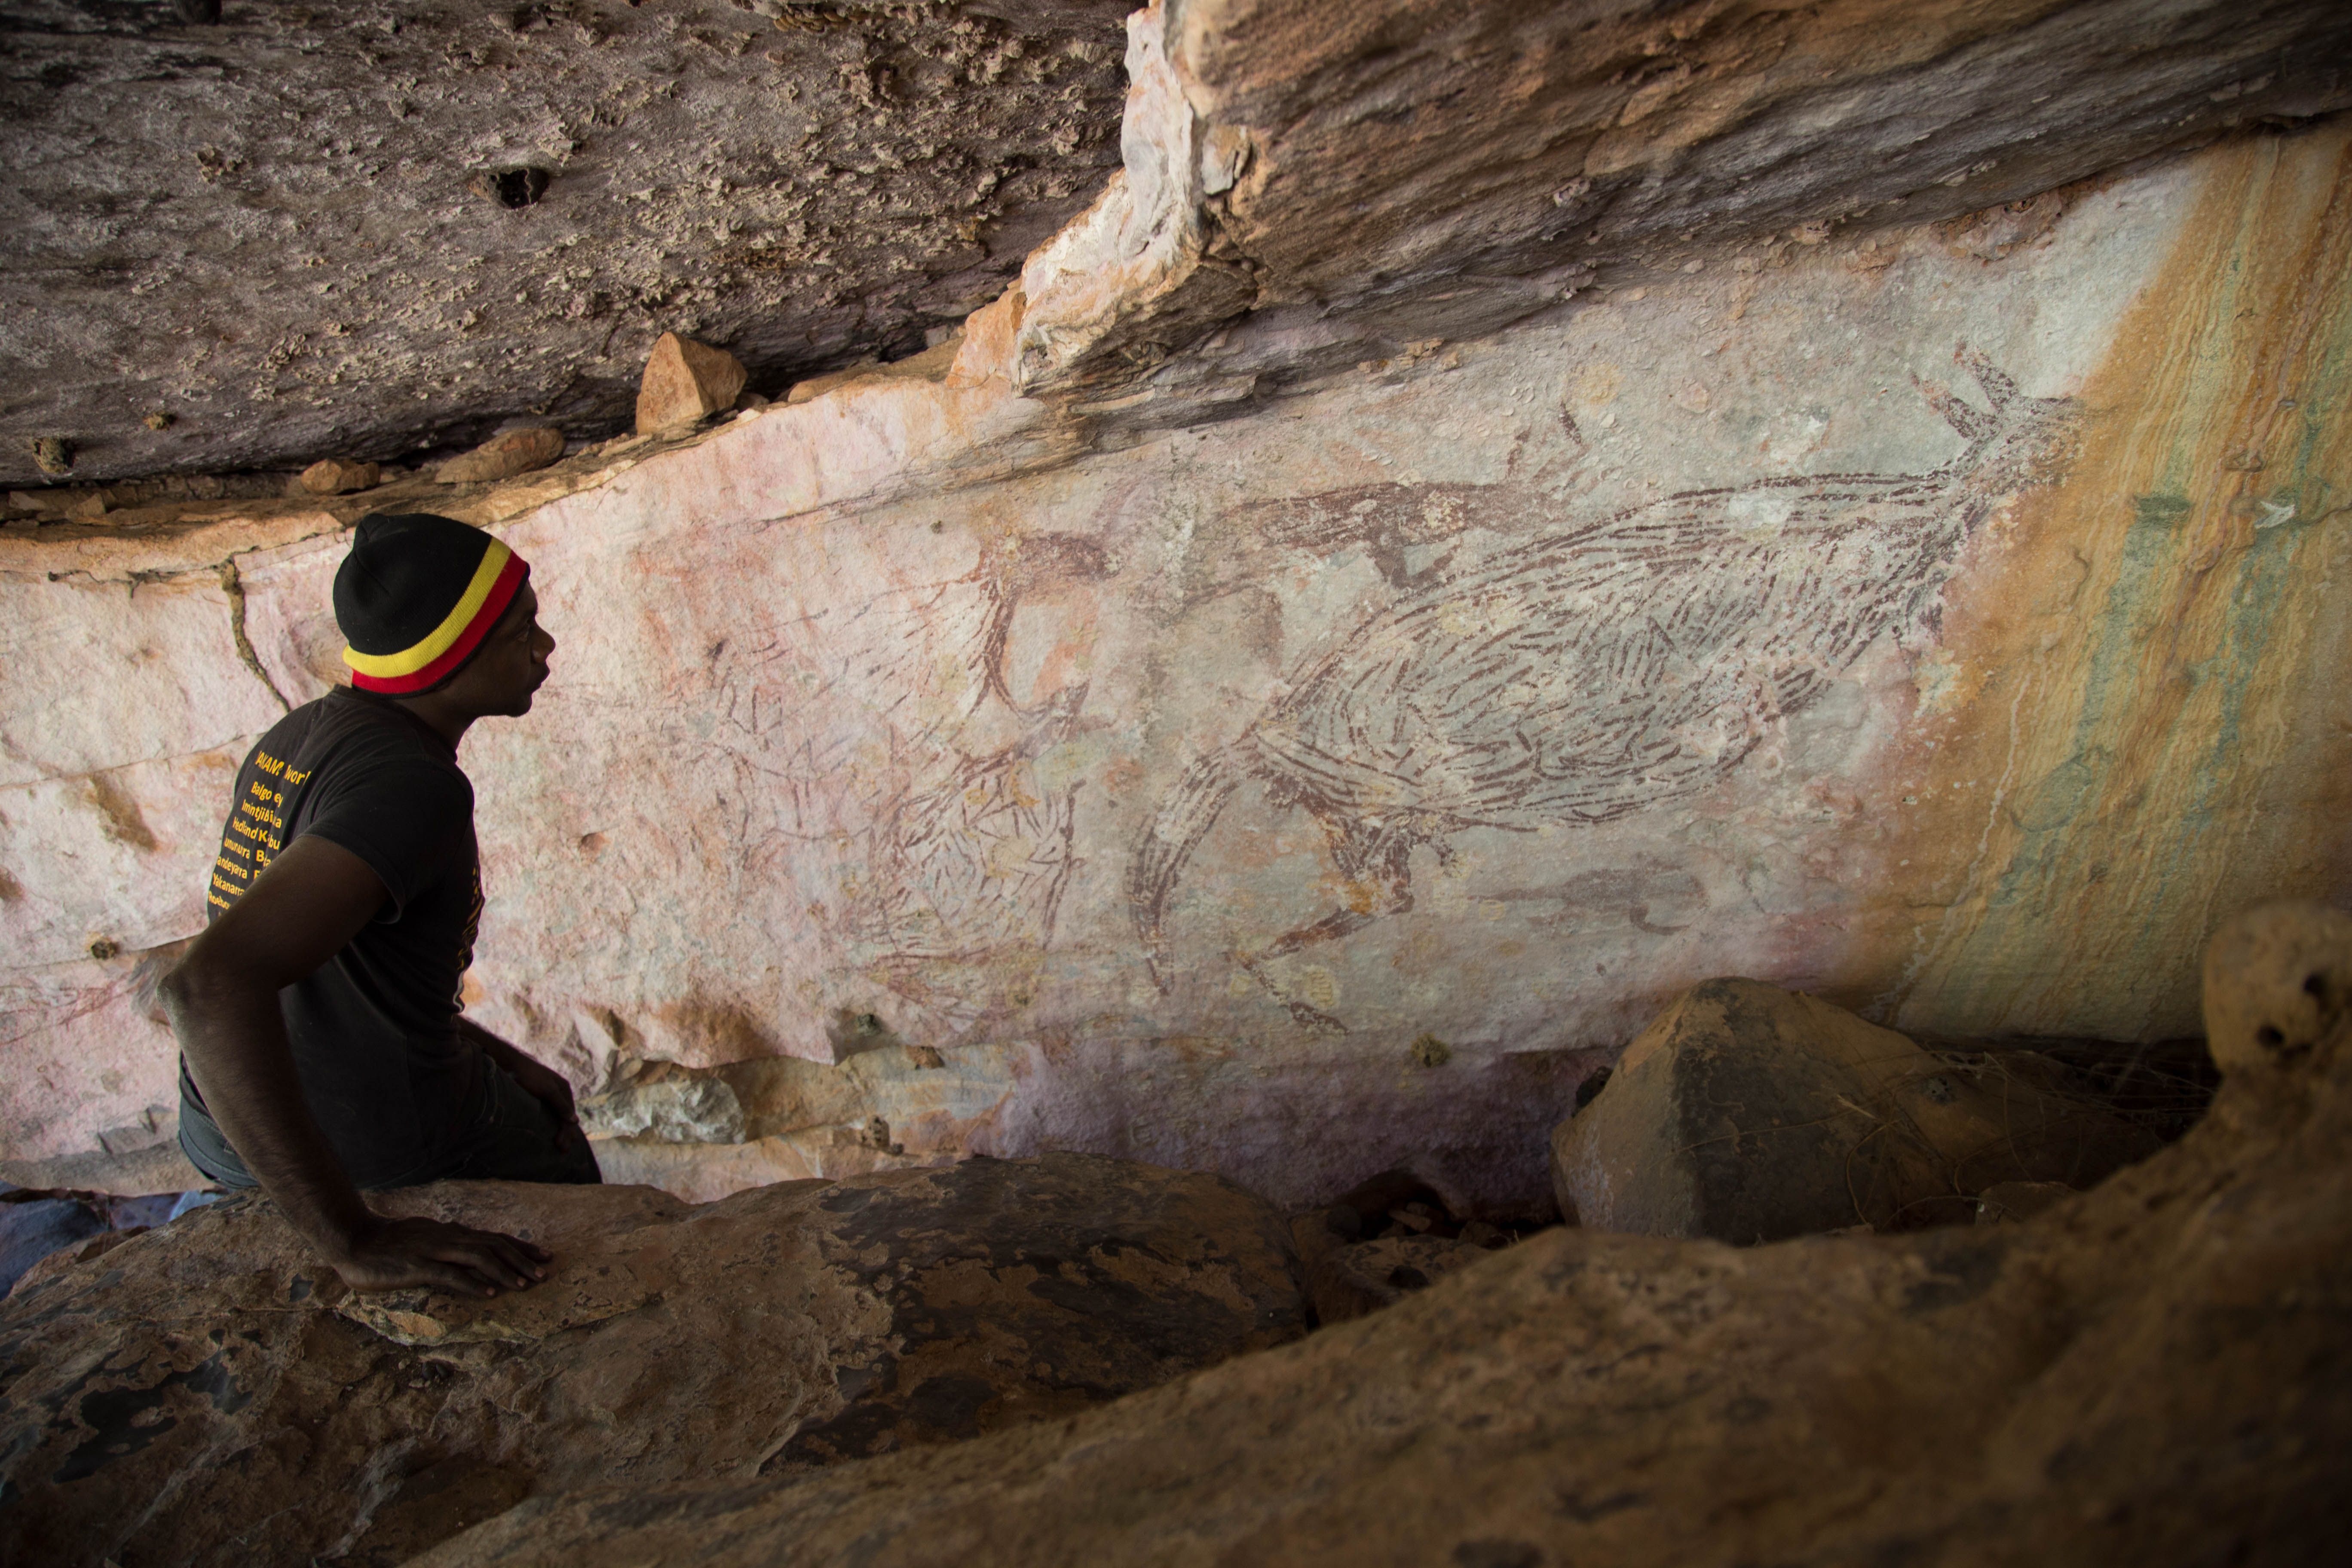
[178, 686, 485, 1188]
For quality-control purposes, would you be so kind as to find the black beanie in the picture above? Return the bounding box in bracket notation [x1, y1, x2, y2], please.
[334, 513, 530, 695]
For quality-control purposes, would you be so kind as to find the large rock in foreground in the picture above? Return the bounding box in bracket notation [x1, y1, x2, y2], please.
[1551, 978, 2159, 1241]
[416, 907, 2352, 1568]
[0, 1152, 1304, 1568]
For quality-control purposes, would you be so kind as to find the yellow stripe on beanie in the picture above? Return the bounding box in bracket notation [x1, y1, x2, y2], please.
[342, 539, 513, 678]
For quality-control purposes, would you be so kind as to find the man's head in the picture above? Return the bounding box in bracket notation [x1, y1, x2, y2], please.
[334, 513, 554, 723]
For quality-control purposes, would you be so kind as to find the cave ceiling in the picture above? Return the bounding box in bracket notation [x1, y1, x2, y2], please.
[6, 0, 2351, 490]
[0, 0, 1131, 485]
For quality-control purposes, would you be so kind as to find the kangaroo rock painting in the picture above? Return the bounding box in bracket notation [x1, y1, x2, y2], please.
[1129, 349, 2083, 1029]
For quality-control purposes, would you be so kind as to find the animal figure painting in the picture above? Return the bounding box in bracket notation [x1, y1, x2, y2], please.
[835, 535, 1106, 1033]
[1128, 349, 2082, 1029]
[685, 533, 1107, 1042]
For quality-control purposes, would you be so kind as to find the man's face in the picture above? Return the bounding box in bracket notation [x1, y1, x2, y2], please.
[447, 582, 554, 718]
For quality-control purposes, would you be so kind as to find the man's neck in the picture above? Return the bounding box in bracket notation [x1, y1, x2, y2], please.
[386, 691, 476, 753]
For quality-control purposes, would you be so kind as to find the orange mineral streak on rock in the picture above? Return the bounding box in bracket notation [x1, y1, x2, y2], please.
[1853, 123, 2352, 1042]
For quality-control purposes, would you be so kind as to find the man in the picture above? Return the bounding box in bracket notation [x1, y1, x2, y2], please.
[165, 512, 596, 1299]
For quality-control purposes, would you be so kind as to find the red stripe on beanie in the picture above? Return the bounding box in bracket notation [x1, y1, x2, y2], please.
[349, 553, 528, 695]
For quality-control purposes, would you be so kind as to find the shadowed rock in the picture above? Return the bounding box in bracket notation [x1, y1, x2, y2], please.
[0, 1152, 1305, 1568]
[410, 903, 2352, 1568]
[1551, 978, 2161, 1241]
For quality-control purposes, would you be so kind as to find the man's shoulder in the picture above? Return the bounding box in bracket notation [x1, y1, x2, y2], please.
[269, 691, 472, 813]
[276, 689, 460, 771]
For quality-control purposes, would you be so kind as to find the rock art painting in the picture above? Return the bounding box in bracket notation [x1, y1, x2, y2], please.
[1130, 351, 2082, 1030]
[834, 534, 1109, 1034]
[672, 531, 1110, 1044]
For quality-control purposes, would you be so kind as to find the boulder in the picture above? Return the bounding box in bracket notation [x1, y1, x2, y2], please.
[411, 908, 2352, 1568]
[1550, 978, 2159, 1242]
[295, 456, 379, 495]
[436, 426, 567, 485]
[0, 1152, 1305, 1568]
[634, 334, 747, 435]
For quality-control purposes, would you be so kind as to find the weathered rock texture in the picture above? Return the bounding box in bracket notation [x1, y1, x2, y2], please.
[1014, 0, 2352, 414]
[409, 906, 2352, 1567]
[0, 0, 1133, 484]
[2, 11, 2349, 1213]
[0, 1151, 1304, 1568]
[1551, 978, 2159, 1241]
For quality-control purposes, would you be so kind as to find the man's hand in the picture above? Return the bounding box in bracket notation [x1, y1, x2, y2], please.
[329, 1214, 551, 1298]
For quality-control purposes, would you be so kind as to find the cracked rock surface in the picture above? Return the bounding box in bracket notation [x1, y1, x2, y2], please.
[0, 1150, 1305, 1568]
[0, 0, 1130, 485]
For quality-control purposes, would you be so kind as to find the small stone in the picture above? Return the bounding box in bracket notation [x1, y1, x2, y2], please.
[637, 333, 749, 435]
[28, 438, 71, 477]
[298, 458, 381, 496]
[143, 411, 175, 431]
[66, 493, 107, 520]
[437, 427, 566, 484]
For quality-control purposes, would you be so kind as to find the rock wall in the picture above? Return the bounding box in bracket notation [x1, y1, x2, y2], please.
[407, 911, 2352, 1568]
[3, 9, 2348, 1212]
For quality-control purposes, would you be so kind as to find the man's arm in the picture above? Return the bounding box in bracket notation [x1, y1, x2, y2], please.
[162, 833, 549, 1298]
